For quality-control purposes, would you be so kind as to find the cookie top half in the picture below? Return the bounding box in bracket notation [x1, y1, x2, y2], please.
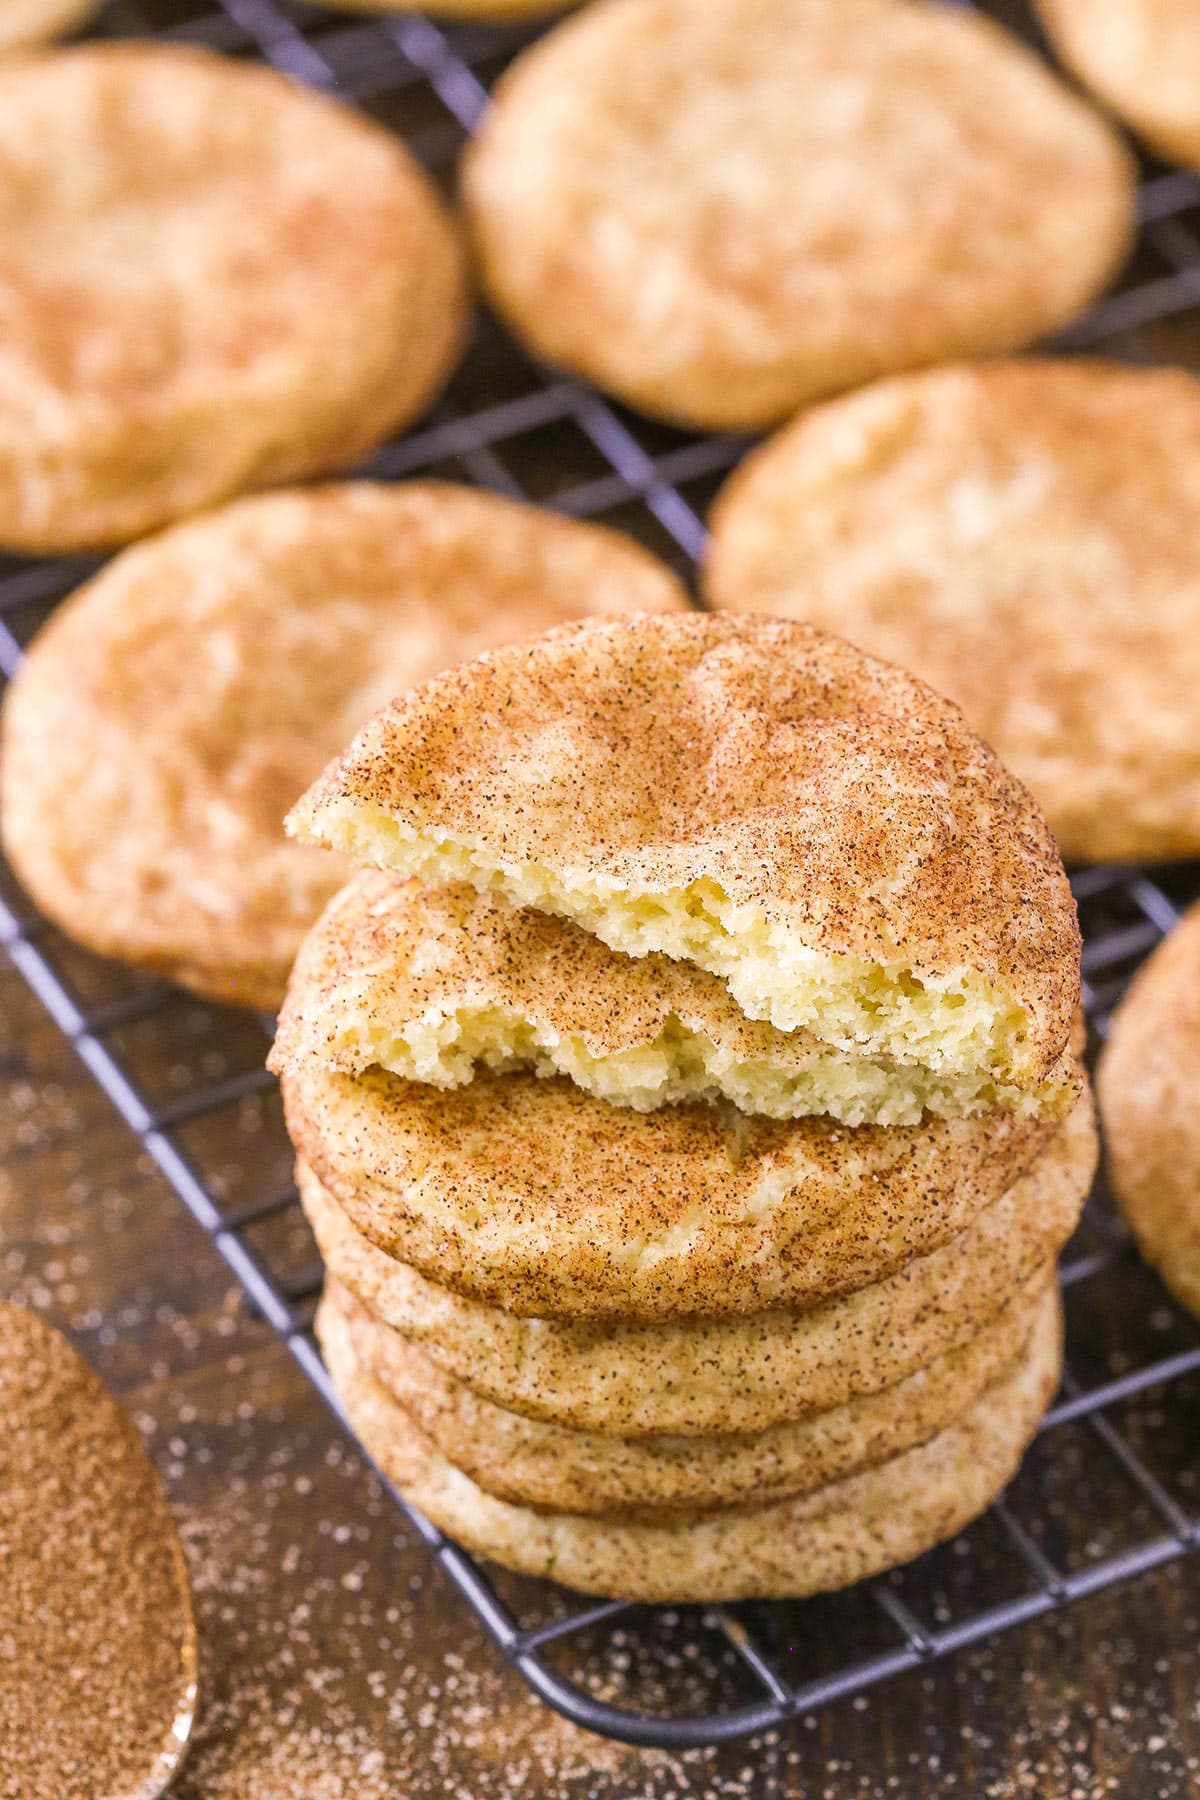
[291, 612, 1081, 1086]
[462, 0, 1134, 428]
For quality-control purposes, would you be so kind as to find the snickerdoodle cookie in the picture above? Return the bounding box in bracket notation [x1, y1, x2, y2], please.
[280, 1056, 1090, 1320]
[461, 0, 1134, 429]
[0, 44, 468, 551]
[273, 871, 1081, 1125]
[318, 1283, 1062, 1601]
[706, 360, 1200, 866]
[1036, 1, 1200, 168]
[0, 0, 99, 49]
[290, 613, 1081, 1087]
[298, 1102, 1093, 1433]
[0, 484, 686, 1009]
[330, 1271, 1050, 1515]
[1098, 905, 1200, 1321]
[322, 0, 570, 13]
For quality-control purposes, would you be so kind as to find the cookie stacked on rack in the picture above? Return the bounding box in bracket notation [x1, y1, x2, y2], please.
[271, 613, 1095, 1603]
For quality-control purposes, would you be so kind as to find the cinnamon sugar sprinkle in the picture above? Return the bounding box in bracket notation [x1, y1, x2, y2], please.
[0, 1302, 197, 1800]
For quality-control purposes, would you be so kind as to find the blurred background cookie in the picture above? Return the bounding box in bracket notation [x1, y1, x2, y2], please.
[1098, 905, 1200, 1322]
[706, 359, 1200, 865]
[1036, 0, 1200, 168]
[462, 0, 1135, 429]
[0, 482, 686, 1009]
[0, 44, 469, 551]
[0, 0, 99, 50]
[318, 0, 574, 14]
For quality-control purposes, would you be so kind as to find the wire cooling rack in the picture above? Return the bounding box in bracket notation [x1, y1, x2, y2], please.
[2, 0, 1200, 1752]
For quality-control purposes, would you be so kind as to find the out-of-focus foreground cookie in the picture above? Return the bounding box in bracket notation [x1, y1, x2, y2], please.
[0, 44, 469, 551]
[1098, 905, 1200, 1322]
[0, 1303, 197, 1800]
[1036, 0, 1200, 169]
[290, 612, 1081, 1087]
[705, 360, 1200, 866]
[0, 483, 687, 1009]
[462, 0, 1135, 429]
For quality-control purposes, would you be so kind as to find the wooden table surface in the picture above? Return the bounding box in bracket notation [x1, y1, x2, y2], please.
[3, 942, 1199, 1800]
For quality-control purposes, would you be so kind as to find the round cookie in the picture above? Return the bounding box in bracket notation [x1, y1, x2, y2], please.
[298, 1092, 1093, 1433]
[705, 360, 1200, 866]
[318, 1284, 1063, 1602]
[272, 871, 1081, 1126]
[461, 0, 1134, 430]
[320, 0, 571, 13]
[1098, 905, 1200, 1320]
[1036, 1, 1200, 168]
[0, 0, 99, 50]
[281, 1057, 1089, 1320]
[291, 613, 1081, 1087]
[0, 483, 687, 1010]
[0, 44, 469, 551]
[329, 1271, 1050, 1515]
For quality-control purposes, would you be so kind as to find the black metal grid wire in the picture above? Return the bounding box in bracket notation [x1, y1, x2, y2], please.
[2, 0, 1200, 1752]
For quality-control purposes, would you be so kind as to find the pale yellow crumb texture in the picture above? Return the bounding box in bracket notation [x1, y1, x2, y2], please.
[290, 613, 1080, 1086]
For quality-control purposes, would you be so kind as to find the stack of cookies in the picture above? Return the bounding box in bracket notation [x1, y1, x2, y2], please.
[270, 613, 1095, 1603]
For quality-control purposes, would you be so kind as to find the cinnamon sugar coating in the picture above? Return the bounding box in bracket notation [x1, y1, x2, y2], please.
[0, 45, 470, 551]
[329, 1272, 1049, 1515]
[707, 359, 1200, 865]
[462, 0, 1133, 428]
[317, 1284, 1063, 1602]
[291, 613, 1080, 1085]
[281, 1059, 1091, 1321]
[0, 1304, 197, 1800]
[298, 1109, 1092, 1434]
